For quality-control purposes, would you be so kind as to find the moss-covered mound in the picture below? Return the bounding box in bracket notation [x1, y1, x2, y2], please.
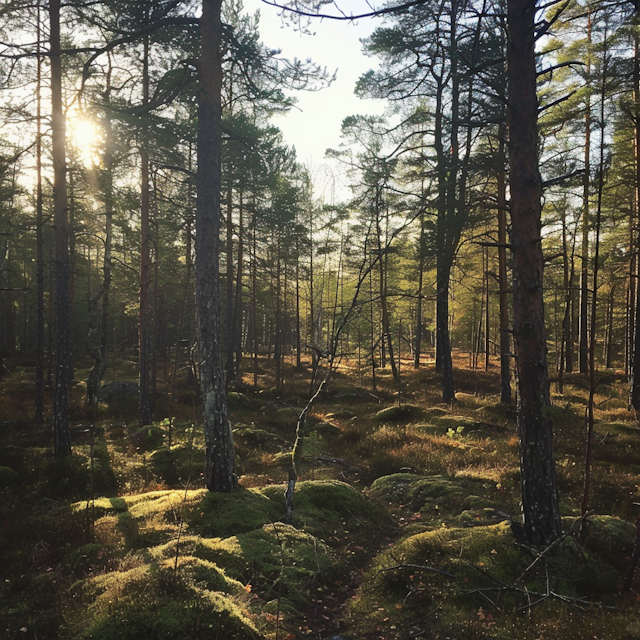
[373, 404, 423, 424]
[262, 479, 392, 543]
[368, 472, 507, 526]
[350, 517, 636, 640]
[188, 486, 283, 537]
[66, 559, 258, 640]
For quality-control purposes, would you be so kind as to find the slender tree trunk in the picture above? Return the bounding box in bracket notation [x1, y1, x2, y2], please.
[583, 43, 607, 518]
[51, 0, 71, 457]
[139, 35, 153, 426]
[275, 241, 283, 392]
[605, 284, 615, 369]
[234, 191, 244, 374]
[630, 33, 640, 412]
[558, 203, 575, 394]
[414, 213, 425, 369]
[252, 215, 258, 388]
[579, 11, 592, 374]
[68, 163, 76, 382]
[225, 176, 235, 382]
[507, 0, 561, 545]
[497, 127, 511, 403]
[197, 0, 236, 492]
[35, 9, 45, 425]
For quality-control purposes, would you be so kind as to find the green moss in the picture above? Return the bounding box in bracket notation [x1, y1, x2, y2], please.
[262, 480, 390, 541]
[151, 535, 244, 573]
[373, 404, 423, 423]
[71, 496, 128, 519]
[149, 445, 197, 486]
[232, 523, 339, 607]
[129, 424, 165, 451]
[67, 560, 257, 640]
[368, 473, 499, 519]
[582, 515, 635, 568]
[66, 543, 115, 573]
[168, 556, 245, 594]
[325, 408, 356, 419]
[188, 486, 282, 537]
[232, 424, 285, 449]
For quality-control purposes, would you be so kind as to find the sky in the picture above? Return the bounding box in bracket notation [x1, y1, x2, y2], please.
[241, 0, 388, 199]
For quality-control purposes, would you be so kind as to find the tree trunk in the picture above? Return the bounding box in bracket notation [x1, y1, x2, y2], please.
[139, 35, 153, 426]
[579, 11, 592, 374]
[507, 0, 561, 545]
[35, 8, 45, 425]
[630, 33, 640, 412]
[414, 213, 425, 370]
[436, 260, 454, 403]
[497, 127, 511, 403]
[225, 176, 235, 382]
[51, 0, 71, 458]
[196, 0, 236, 492]
[234, 191, 244, 374]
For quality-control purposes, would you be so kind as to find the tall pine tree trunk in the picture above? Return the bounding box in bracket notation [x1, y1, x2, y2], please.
[579, 12, 592, 374]
[197, 0, 236, 492]
[507, 0, 561, 545]
[497, 127, 511, 403]
[35, 7, 45, 425]
[51, 0, 71, 457]
[139, 35, 153, 426]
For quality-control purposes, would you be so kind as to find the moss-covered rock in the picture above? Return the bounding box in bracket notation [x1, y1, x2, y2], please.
[227, 391, 251, 410]
[582, 515, 635, 568]
[367, 473, 500, 520]
[373, 404, 423, 424]
[149, 445, 196, 486]
[232, 424, 286, 449]
[325, 409, 356, 419]
[129, 424, 165, 451]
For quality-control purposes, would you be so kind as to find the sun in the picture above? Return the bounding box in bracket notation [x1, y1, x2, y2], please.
[68, 113, 102, 166]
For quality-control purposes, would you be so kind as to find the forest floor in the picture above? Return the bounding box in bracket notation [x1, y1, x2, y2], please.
[2, 352, 640, 639]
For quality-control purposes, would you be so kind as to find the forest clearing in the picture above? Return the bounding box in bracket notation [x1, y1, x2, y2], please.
[4, 0, 640, 638]
[2, 352, 640, 639]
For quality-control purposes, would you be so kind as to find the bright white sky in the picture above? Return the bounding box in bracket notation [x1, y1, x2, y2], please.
[242, 0, 388, 198]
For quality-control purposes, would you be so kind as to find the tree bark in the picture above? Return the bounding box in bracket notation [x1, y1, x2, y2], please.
[51, 0, 71, 458]
[139, 35, 153, 426]
[630, 33, 640, 412]
[507, 0, 561, 545]
[35, 7, 45, 425]
[497, 127, 511, 403]
[579, 11, 592, 374]
[196, 0, 236, 492]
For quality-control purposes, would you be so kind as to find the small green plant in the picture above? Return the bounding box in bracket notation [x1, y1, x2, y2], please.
[446, 425, 465, 439]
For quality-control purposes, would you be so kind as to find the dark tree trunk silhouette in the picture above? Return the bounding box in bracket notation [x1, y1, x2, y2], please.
[507, 0, 561, 545]
[35, 8, 45, 425]
[139, 35, 153, 426]
[196, 0, 237, 492]
[497, 127, 511, 404]
[51, 0, 71, 457]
